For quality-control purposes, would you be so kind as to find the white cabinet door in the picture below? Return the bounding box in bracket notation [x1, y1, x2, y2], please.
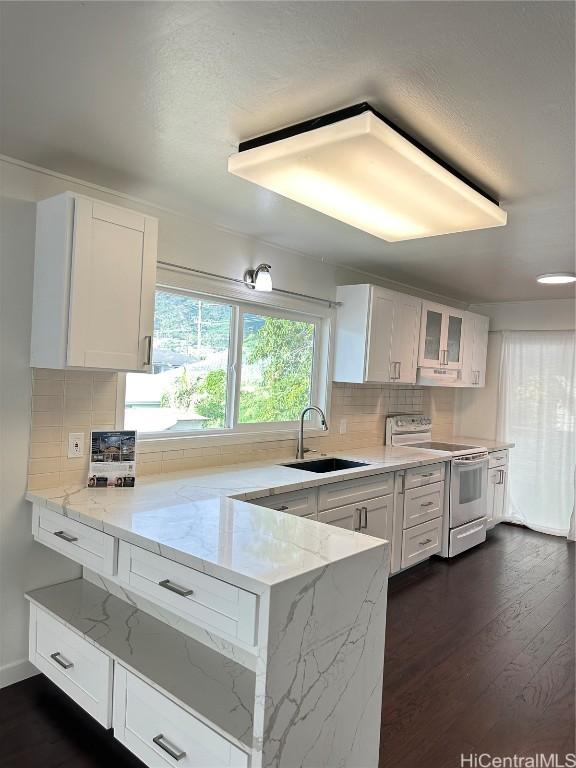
[389, 294, 422, 384]
[333, 284, 421, 384]
[67, 197, 157, 371]
[419, 302, 444, 367]
[363, 494, 394, 541]
[418, 302, 464, 370]
[487, 466, 507, 529]
[365, 288, 395, 382]
[317, 504, 358, 531]
[462, 312, 489, 386]
[32, 192, 157, 372]
[493, 467, 507, 524]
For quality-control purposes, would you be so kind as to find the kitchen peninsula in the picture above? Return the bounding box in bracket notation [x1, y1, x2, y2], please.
[26, 445, 450, 768]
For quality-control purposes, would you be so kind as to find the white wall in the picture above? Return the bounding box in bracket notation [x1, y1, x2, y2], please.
[454, 300, 576, 438]
[0, 194, 81, 687]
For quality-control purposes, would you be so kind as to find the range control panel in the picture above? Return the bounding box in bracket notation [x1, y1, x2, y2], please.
[385, 414, 432, 444]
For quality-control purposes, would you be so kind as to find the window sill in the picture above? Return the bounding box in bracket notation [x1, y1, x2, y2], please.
[136, 427, 331, 454]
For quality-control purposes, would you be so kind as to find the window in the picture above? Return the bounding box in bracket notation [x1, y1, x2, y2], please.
[124, 289, 324, 436]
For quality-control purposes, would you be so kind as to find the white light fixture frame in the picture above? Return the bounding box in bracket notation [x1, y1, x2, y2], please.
[229, 103, 507, 242]
[536, 272, 576, 285]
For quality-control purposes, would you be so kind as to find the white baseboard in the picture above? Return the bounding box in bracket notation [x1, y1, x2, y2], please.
[0, 659, 38, 689]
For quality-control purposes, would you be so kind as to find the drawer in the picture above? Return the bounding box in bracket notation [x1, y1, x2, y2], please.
[113, 667, 249, 768]
[403, 482, 444, 529]
[29, 604, 112, 726]
[318, 472, 394, 511]
[118, 543, 259, 647]
[32, 504, 117, 575]
[489, 450, 508, 469]
[449, 518, 487, 557]
[251, 487, 317, 517]
[404, 463, 445, 489]
[401, 517, 442, 569]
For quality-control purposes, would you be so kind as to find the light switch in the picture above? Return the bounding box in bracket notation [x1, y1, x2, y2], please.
[68, 432, 85, 458]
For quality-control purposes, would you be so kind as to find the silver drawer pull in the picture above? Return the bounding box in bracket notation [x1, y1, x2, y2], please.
[421, 472, 435, 478]
[275, 505, 289, 511]
[420, 501, 435, 508]
[153, 734, 186, 761]
[419, 538, 432, 546]
[50, 651, 73, 670]
[159, 579, 194, 597]
[54, 530, 78, 543]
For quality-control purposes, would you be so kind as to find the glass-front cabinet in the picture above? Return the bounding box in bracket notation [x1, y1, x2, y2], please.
[418, 301, 465, 369]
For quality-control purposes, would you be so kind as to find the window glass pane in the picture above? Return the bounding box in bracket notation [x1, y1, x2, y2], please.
[447, 315, 462, 363]
[238, 313, 315, 424]
[424, 310, 442, 360]
[125, 291, 231, 433]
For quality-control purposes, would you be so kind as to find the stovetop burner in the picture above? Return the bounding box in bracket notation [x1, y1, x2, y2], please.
[408, 441, 482, 452]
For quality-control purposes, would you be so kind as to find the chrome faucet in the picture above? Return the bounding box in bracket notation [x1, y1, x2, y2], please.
[296, 406, 328, 459]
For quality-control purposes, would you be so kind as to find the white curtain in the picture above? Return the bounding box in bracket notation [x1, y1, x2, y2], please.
[497, 330, 576, 538]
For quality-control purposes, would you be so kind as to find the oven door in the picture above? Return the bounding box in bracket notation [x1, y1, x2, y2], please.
[450, 455, 489, 527]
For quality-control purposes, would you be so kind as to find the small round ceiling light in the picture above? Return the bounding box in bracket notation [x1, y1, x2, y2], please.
[536, 273, 576, 285]
[244, 264, 273, 291]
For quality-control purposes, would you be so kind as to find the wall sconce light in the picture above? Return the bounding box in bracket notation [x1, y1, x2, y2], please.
[244, 263, 273, 291]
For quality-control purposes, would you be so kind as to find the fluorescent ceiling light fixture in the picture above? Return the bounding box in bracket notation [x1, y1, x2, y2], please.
[537, 272, 576, 284]
[244, 263, 273, 291]
[228, 103, 507, 242]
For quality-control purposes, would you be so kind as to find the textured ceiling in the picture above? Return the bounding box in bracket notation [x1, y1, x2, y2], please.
[1, 1, 574, 302]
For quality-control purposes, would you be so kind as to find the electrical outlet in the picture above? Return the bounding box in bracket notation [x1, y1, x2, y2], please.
[68, 432, 85, 458]
[339, 419, 347, 435]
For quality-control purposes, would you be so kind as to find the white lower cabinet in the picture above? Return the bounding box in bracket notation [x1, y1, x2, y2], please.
[403, 482, 444, 528]
[249, 487, 317, 518]
[487, 450, 509, 529]
[401, 518, 443, 569]
[113, 666, 249, 768]
[317, 493, 394, 540]
[32, 504, 117, 575]
[117, 543, 259, 647]
[29, 604, 113, 727]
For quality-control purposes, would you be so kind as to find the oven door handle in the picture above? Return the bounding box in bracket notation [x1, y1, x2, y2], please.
[453, 456, 488, 466]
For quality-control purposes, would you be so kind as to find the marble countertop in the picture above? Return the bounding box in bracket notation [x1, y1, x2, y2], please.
[27, 445, 451, 590]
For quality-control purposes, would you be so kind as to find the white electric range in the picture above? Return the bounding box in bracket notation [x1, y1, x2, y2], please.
[386, 415, 489, 557]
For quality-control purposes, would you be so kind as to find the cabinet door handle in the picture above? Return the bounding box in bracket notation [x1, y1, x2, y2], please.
[396, 361, 401, 380]
[421, 472, 435, 478]
[354, 508, 362, 532]
[158, 579, 194, 597]
[420, 501, 435, 508]
[419, 538, 432, 546]
[362, 506, 368, 529]
[152, 734, 186, 762]
[143, 335, 152, 367]
[54, 530, 78, 543]
[50, 651, 73, 670]
[275, 505, 289, 511]
[498, 469, 505, 485]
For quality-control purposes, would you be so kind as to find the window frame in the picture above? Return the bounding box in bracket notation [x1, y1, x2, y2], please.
[120, 277, 333, 446]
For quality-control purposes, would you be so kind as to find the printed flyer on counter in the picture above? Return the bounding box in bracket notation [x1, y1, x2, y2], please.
[88, 430, 136, 488]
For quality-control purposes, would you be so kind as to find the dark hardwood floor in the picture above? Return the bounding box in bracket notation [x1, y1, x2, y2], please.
[0, 525, 573, 768]
[381, 524, 575, 768]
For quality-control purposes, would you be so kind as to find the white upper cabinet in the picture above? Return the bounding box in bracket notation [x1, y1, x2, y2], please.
[461, 311, 490, 387]
[333, 285, 422, 384]
[31, 193, 158, 372]
[418, 301, 465, 370]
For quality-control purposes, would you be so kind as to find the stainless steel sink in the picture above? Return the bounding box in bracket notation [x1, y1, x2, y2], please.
[281, 457, 369, 473]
